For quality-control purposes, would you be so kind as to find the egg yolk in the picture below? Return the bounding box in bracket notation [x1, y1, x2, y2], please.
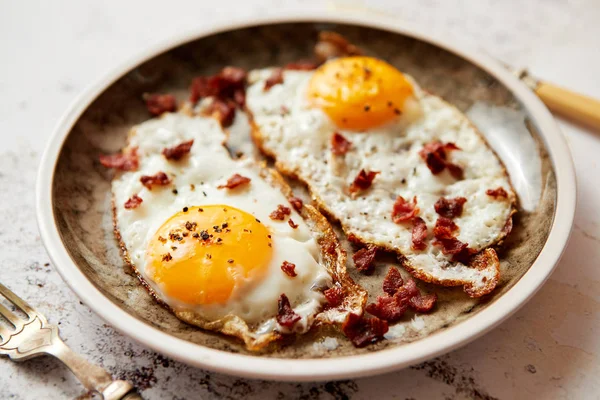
[146, 205, 272, 305]
[307, 56, 414, 130]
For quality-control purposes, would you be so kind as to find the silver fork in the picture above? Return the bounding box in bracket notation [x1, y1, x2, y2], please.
[0, 282, 141, 399]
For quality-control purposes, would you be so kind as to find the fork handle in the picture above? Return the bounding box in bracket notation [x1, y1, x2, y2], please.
[46, 338, 138, 399]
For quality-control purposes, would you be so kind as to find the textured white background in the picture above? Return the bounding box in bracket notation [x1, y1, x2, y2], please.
[2, 1, 600, 399]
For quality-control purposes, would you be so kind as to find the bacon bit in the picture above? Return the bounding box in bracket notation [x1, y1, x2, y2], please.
[99, 148, 139, 171]
[434, 197, 467, 218]
[124, 194, 143, 209]
[419, 141, 462, 177]
[392, 196, 419, 223]
[486, 187, 508, 198]
[368, 277, 436, 321]
[288, 219, 299, 229]
[140, 172, 171, 190]
[342, 313, 388, 348]
[270, 204, 292, 221]
[315, 31, 363, 62]
[276, 294, 301, 328]
[433, 216, 459, 240]
[264, 68, 284, 91]
[396, 278, 420, 300]
[162, 140, 194, 161]
[324, 286, 344, 307]
[289, 197, 303, 212]
[349, 169, 379, 194]
[451, 246, 479, 264]
[409, 293, 437, 313]
[145, 93, 176, 116]
[411, 217, 428, 251]
[447, 163, 464, 180]
[281, 261, 297, 277]
[434, 237, 469, 256]
[217, 174, 251, 190]
[353, 245, 377, 273]
[189, 66, 247, 104]
[284, 60, 320, 70]
[233, 89, 246, 107]
[366, 294, 408, 322]
[203, 99, 237, 127]
[331, 132, 352, 155]
[383, 267, 404, 296]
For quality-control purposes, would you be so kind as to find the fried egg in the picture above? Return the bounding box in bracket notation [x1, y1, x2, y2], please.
[111, 113, 365, 350]
[246, 56, 516, 297]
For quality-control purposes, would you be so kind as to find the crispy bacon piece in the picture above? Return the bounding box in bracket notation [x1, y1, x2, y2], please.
[342, 313, 388, 348]
[99, 148, 139, 171]
[419, 141, 462, 178]
[433, 216, 459, 240]
[145, 93, 176, 116]
[447, 163, 464, 180]
[315, 31, 363, 62]
[270, 204, 291, 221]
[288, 219, 299, 229]
[366, 294, 408, 322]
[124, 194, 143, 209]
[353, 245, 377, 273]
[162, 140, 194, 161]
[409, 293, 437, 313]
[383, 267, 404, 296]
[217, 173, 251, 190]
[324, 286, 344, 307]
[281, 261, 297, 277]
[411, 217, 428, 251]
[392, 196, 419, 223]
[276, 294, 301, 328]
[140, 172, 171, 190]
[434, 237, 469, 256]
[189, 66, 247, 104]
[264, 68, 284, 91]
[349, 169, 379, 194]
[203, 99, 237, 127]
[396, 278, 420, 300]
[486, 187, 508, 198]
[434, 197, 467, 218]
[289, 197, 303, 212]
[331, 132, 352, 155]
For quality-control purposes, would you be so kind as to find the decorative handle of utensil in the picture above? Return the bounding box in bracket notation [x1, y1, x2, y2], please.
[534, 81, 600, 129]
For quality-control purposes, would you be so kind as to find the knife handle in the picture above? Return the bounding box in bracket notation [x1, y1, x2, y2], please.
[535, 81, 600, 130]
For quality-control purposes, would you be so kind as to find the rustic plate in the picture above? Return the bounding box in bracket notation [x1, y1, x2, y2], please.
[36, 11, 575, 381]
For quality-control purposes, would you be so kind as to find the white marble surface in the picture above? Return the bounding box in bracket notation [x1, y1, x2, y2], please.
[1, 0, 599, 398]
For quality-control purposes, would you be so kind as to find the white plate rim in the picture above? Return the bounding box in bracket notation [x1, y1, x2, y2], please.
[35, 9, 576, 382]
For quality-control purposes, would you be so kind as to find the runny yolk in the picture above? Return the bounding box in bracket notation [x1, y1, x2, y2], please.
[307, 56, 414, 131]
[146, 205, 272, 305]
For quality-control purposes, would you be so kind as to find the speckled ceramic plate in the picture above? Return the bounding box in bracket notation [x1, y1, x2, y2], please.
[36, 11, 575, 381]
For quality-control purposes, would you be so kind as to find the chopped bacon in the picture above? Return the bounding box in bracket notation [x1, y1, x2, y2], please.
[281, 261, 297, 277]
[264, 68, 284, 91]
[433, 216, 459, 240]
[331, 132, 352, 155]
[486, 187, 508, 198]
[366, 294, 408, 322]
[203, 99, 237, 127]
[434, 237, 469, 256]
[162, 140, 194, 161]
[288, 219, 299, 229]
[383, 267, 404, 296]
[99, 148, 139, 171]
[217, 173, 251, 190]
[419, 141, 462, 177]
[189, 66, 247, 104]
[324, 286, 344, 307]
[315, 31, 362, 62]
[284, 60, 319, 70]
[411, 217, 428, 251]
[396, 278, 420, 301]
[140, 172, 171, 190]
[434, 197, 467, 219]
[447, 163, 464, 180]
[342, 313, 388, 348]
[270, 204, 291, 221]
[349, 169, 379, 194]
[276, 294, 301, 328]
[233, 89, 245, 107]
[124, 194, 143, 209]
[289, 197, 303, 212]
[409, 293, 437, 313]
[145, 94, 176, 116]
[353, 245, 377, 273]
[392, 196, 419, 223]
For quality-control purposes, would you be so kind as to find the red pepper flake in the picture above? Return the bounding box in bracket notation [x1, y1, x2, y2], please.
[203, 99, 237, 127]
[269, 204, 291, 221]
[99, 148, 139, 171]
[411, 217, 428, 251]
[284, 60, 319, 70]
[349, 169, 379, 194]
[288, 219, 299, 229]
[353, 245, 377, 273]
[144, 93, 176, 116]
[217, 174, 251, 190]
[124, 194, 143, 209]
[280, 261, 297, 277]
[419, 141, 462, 178]
[264, 68, 284, 91]
[276, 294, 301, 328]
[324, 286, 344, 307]
[342, 313, 388, 348]
[140, 171, 171, 190]
[434, 197, 467, 218]
[382, 267, 404, 296]
[289, 197, 303, 212]
[162, 140, 194, 161]
[331, 132, 352, 155]
[486, 187, 508, 199]
[391, 196, 419, 223]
